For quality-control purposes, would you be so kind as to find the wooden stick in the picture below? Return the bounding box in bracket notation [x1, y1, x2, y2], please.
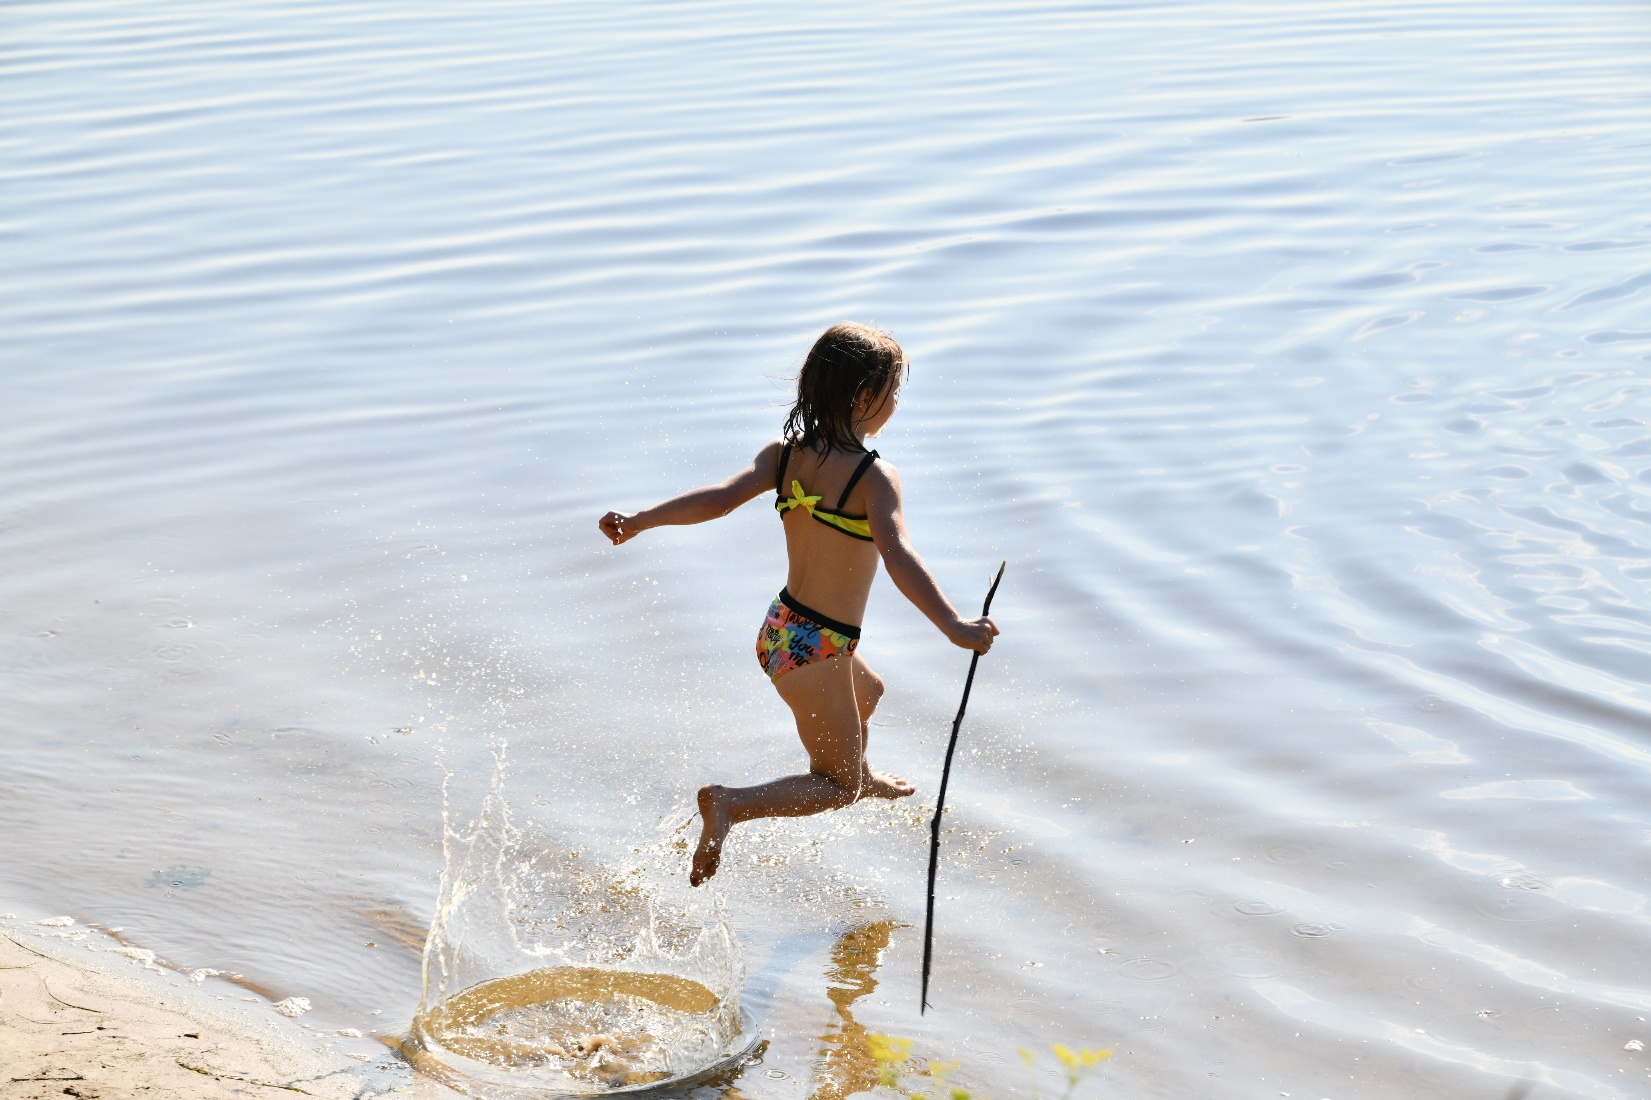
[921, 561, 1005, 1014]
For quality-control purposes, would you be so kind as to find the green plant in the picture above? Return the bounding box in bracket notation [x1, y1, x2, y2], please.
[867, 1034, 1112, 1100]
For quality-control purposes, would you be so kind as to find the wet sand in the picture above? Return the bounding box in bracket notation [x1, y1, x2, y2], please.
[0, 925, 393, 1099]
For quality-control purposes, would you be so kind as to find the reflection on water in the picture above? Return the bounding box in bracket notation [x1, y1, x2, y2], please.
[810, 922, 898, 1100]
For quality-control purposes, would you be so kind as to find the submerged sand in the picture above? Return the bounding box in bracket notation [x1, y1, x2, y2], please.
[0, 925, 411, 1099]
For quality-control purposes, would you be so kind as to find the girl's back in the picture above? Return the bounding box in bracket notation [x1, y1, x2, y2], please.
[777, 441, 885, 628]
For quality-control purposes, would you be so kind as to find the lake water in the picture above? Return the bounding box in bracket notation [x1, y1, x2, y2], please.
[4, 0, 1651, 1096]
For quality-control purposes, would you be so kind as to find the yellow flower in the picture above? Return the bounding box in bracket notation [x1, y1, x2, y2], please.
[868, 1034, 1109, 1100]
[1051, 1044, 1111, 1069]
[868, 1034, 913, 1063]
[927, 1058, 960, 1090]
[869, 1033, 913, 1087]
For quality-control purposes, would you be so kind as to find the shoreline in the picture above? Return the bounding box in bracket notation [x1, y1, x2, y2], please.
[0, 913, 417, 1099]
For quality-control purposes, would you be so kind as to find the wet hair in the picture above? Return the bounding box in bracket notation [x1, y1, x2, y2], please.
[781, 322, 907, 453]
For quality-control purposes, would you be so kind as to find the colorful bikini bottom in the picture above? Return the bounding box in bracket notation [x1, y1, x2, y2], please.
[755, 588, 861, 682]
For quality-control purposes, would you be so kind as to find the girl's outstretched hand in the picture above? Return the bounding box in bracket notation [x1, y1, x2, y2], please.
[948, 615, 999, 654]
[599, 510, 641, 545]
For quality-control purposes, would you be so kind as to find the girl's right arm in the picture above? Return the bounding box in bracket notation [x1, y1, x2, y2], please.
[599, 440, 782, 545]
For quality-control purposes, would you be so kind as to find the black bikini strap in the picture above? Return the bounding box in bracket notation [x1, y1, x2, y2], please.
[837, 449, 879, 509]
[776, 440, 794, 495]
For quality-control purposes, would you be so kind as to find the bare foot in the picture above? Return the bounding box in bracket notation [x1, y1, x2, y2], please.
[691, 785, 731, 887]
[861, 769, 915, 799]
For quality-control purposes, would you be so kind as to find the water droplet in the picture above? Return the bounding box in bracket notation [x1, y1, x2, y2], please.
[1523, 1006, 1589, 1037]
[1234, 900, 1285, 917]
[1473, 884, 1564, 923]
[1117, 958, 1179, 982]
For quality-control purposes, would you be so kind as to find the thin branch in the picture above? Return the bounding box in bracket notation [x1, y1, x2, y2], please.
[42, 981, 103, 1013]
[4, 934, 51, 959]
[177, 1061, 314, 1094]
[920, 561, 1006, 1014]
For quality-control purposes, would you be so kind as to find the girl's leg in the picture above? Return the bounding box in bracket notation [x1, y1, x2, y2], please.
[691, 653, 910, 886]
[850, 653, 912, 798]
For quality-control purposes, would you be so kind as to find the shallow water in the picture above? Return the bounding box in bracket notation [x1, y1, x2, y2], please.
[4, 0, 1651, 1096]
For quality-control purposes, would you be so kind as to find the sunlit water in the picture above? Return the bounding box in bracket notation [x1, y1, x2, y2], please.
[4, 0, 1651, 1096]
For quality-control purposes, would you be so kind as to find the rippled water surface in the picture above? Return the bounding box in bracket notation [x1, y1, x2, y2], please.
[5, 0, 1651, 1096]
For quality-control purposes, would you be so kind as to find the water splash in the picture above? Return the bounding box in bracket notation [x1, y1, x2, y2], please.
[408, 742, 752, 1095]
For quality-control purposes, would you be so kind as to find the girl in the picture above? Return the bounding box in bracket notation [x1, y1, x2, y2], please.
[598, 322, 998, 886]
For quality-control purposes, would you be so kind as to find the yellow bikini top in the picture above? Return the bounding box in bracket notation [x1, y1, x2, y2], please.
[774, 440, 879, 542]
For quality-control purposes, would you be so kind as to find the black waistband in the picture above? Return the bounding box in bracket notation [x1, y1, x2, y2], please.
[778, 588, 862, 639]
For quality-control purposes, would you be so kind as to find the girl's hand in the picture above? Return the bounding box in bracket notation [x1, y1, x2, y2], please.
[947, 615, 999, 654]
[599, 510, 642, 545]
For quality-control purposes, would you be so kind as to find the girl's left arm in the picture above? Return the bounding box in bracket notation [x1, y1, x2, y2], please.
[599, 440, 781, 545]
[865, 462, 999, 653]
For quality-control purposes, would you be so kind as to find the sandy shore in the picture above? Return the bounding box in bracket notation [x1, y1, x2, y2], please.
[0, 920, 414, 1099]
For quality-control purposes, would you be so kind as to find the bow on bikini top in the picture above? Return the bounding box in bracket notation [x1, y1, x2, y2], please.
[774, 440, 879, 542]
